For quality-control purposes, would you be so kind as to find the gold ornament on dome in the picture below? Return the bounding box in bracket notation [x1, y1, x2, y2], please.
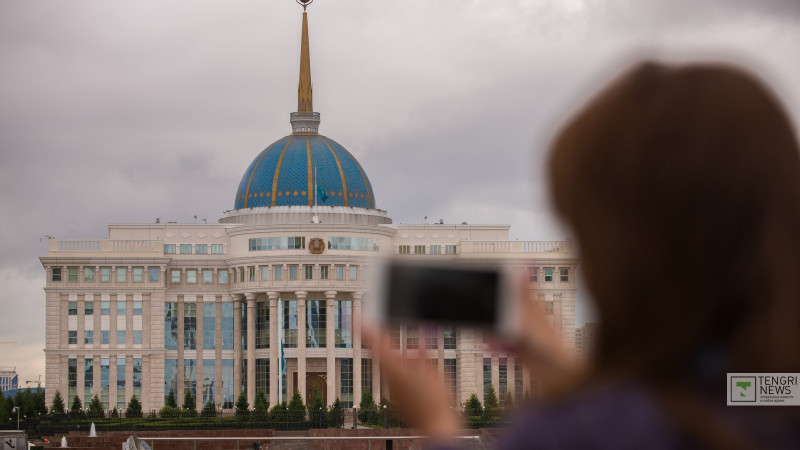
[309, 238, 325, 254]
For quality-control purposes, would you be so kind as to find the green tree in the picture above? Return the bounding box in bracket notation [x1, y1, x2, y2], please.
[202, 401, 217, 417]
[308, 388, 326, 428]
[357, 389, 378, 426]
[126, 394, 142, 418]
[269, 402, 288, 428]
[165, 388, 178, 408]
[88, 394, 104, 419]
[0, 387, 8, 423]
[70, 395, 83, 414]
[464, 393, 483, 428]
[327, 398, 344, 429]
[182, 390, 197, 416]
[504, 391, 514, 410]
[253, 390, 269, 420]
[235, 391, 250, 418]
[483, 385, 499, 424]
[110, 406, 120, 418]
[50, 390, 66, 415]
[34, 389, 47, 416]
[287, 392, 307, 429]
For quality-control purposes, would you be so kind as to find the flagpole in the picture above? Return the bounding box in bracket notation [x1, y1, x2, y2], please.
[278, 299, 283, 404]
[314, 165, 318, 207]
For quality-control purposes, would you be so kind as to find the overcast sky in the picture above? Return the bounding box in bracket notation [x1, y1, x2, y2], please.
[1, 0, 798, 387]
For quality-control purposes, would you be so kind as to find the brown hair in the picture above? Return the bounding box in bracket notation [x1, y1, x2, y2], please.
[549, 62, 800, 445]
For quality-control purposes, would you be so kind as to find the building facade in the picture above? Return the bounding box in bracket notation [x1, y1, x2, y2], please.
[0, 367, 18, 394]
[40, 5, 579, 413]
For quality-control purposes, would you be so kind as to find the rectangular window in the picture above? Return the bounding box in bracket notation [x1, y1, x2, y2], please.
[101, 301, 110, 315]
[52, 267, 62, 282]
[222, 303, 234, 350]
[340, 358, 353, 408]
[335, 300, 352, 348]
[203, 303, 216, 350]
[164, 359, 177, 405]
[282, 300, 298, 348]
[117, 357, 126, 409]
[430, 245, 441, 255]
[425, 331, 438, 350]
[304, 265, 313, 280]
[390, 324, 401, 349]
[68, 267, 78, 282]
[443, 327, 456, 350]
[544, 268, 554, 282]
[101, 267, 110, 282]
[133, 267, 143, 282]
[398, 245, 410, 255]
[203, 270, 213, 284]
[349, 266, 358, 281]
[445, 245, 457, 255]
[222, 359, 234, 408]
[187, 269, 197, 284]
[248, 236, 306, 251]
[171, 270, 181, 284]
[249, 267, 255, 282]
[483, 357, 492, 401]
[514, 360, 523, 403]
[241, 307, 247, 351]
[444, 359, 457, 401]
[85, 301, 94, 316]
[499, 357, 507, 407]
[184, 359, 196, 401]
[414, 245, 426, 255]
[165, 303, 178, 350]
[327, 237, 380, 251]
[164, 244, 176, 254]
[184, 303, 197, 350]
[306, 300, 326, 348]
[211, 244, 224, 254]
[261, 266, 269, 281]
[219, 269, 229, 284]
[289, 265, 298, 280]
[202, 359, 215, 406]
[100, 358, 110, 408]
[529, 267, 538, 282]
[426, 358, 438, 375]
[274, 266, 283, 281]
[133, 301, 142, 315]
[195, 244, 208, 254]
[84, 330, 93, 345]
[101, 330, 110, 344]
[335, 265, 344, 281]
[180, 244, 192, 254]
[149, 267, 159, 282]
[68, 301, 78, 316]
[320, 265, 329, 280]
[68, 358, 78, 401]
[117, 330, 126, 345]
[255, 302, 269, 349]
[133, 330, 142, 345]
[133, 358, 142, 399]
[361, 358, 372, 394]
[85, 267, 95, 282]
[255, 358, 269, 404]
[560, 268, 569, 282]
[84, 358, 93, 407]
[117, 267, 127, 282]
[117, 301, 126, 316]
[406, 324, 418, 349]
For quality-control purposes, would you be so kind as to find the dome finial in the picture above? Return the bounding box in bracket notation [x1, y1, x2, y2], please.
[290, 1, 321, 134]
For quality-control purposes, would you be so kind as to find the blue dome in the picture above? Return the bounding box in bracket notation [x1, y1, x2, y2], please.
[234, 134, 375, 210]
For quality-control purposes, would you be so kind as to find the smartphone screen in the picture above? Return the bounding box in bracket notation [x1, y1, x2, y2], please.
[386, 263, 500, 327]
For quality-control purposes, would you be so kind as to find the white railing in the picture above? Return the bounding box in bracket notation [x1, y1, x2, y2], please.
[53, 240, 161, 253]
[56, 240, 102, 252]
[460, 240, 572, 255]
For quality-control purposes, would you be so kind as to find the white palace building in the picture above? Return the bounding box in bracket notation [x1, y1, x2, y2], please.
[40, 4, 578, 413]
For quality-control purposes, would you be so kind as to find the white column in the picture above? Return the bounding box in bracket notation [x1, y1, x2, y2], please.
[245, 292, 256, 407]
[352, 292, 363, 408]
[296, 291, 308, 403]
[268, 291, 279, 405]
[325, 290, 337, 406]
[233, 297, 242, 401]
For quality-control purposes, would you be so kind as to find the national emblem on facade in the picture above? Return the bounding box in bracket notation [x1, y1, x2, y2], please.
[309, 237, 325, 254]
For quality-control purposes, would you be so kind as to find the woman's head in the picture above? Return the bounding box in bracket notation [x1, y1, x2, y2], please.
[549, 62, 800, 382]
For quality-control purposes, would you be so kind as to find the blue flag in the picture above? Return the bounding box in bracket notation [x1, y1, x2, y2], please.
[316, 184, 328, 202]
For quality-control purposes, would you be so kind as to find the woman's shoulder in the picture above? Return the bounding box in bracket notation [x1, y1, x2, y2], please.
[498, 384, 682, 450]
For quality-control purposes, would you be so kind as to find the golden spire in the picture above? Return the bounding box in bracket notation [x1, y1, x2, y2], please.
[297, 11, 313, 113]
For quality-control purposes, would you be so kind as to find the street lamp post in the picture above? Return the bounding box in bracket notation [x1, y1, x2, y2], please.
[383, 404, 387, 429]
[11, 406, 19, 430]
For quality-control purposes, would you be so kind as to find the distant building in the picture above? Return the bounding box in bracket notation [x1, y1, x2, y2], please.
[575, 323, 600, 361]
[40, 4, 579, 412]
[0, 367, 18, 393]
